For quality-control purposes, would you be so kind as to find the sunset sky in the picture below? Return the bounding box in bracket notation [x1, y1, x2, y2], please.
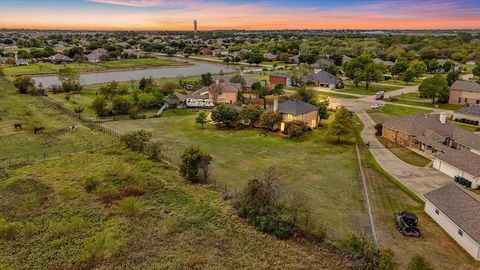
[1, 0, 480, 30]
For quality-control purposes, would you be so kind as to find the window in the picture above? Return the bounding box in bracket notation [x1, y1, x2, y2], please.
[464, 98, 468, 103]
[458, 97, 462, 104]
[477, 100, 480, 105]
[458, 229, 463, 236]
[435, 209, 439, 215]
[287, 114, 293, 120]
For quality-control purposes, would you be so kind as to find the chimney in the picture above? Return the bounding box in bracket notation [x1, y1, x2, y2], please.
[273, 99, 279, 112]
[439, 112, 447, 124]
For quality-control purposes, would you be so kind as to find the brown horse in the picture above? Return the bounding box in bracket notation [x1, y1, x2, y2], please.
[33, 127, 45, 134]
[14, 123, 22, 129]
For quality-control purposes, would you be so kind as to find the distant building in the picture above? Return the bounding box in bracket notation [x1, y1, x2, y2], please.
[269, 74, 291, 87]
[194, 19, 198, 33]
[453, 105, 480, 127]
[301, 70, 343, 89]
[48, 53, 73, 64]
[274, 99, 319, 131]
[86, 48, 108, 63]
[449, 80, 480, 106]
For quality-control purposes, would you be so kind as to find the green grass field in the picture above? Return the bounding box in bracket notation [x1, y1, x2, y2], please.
[103, 113, 365, 235]
[368, 104, 433, 124]
[0, 78, 115, 167]
[339, 82, 402, 95]
[1, 58, 187, 76]
[376, 137, 431, 167]
[391, 92, 465, 111]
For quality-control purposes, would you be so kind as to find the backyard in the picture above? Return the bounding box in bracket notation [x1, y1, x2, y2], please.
[103, 112, 366, 236]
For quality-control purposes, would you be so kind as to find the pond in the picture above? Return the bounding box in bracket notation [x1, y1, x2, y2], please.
[32, 57, 239, 87]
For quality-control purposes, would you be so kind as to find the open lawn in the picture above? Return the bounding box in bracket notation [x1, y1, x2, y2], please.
[1, 58, 188, 76]
[339, 82, 402, 95]
[367, 104, 433, 124]
[376, 137, 431, 167]
[382, 79, 422, 86]
[0, 78, 115, 167]
[391, 92, 465, 111]
[454, 122, 479, 132]
[103, 113, 365, 236]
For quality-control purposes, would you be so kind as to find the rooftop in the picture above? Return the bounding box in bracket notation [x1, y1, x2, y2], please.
[434, 150, 480, 177]
[456, 105, 480, 117]
[451, 80, 480, 93]
[277, 99, 319, 115]
[425, 184, 480, 243]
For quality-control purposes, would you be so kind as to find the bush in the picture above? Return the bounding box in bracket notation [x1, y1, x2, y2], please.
[378, 248, 397, 270]
[374, 123, 383, 136]
[339, 233, 382, 270]
[240, 104, 263, 125]
[118, 196, 144, 218]
[84, 177, 100, 193]
[79, 221, 126, 266]
[211, 104, 240, 127]
[120, 130, 152, 152]
[97, 167, 145, 203]
[284, 120, 309, 139]
[259, 111, 282, 131]
[0, 217, 19, 240]
[145, 141, 164, 161]
[180, 146, 212, 183]
[112, 96, 133, 115]
[13, 76, 35, 94]
[408, 255, 435, 270]
[92, 96, 108, 117]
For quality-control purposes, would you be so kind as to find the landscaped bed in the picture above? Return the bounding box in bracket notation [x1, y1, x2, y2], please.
[103, 113, 365, 236]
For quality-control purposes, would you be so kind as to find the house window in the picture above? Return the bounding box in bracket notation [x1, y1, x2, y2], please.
[477, 100, 480, 105]
[458, 97, 461, 104]
[458, 229, 463, 236]
[435, 209, 439, 215]
[287, 114, 293, 120]
[464, 98, 468, 103]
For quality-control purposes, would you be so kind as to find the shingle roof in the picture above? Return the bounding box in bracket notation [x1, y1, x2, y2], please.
[302, 70, 342, 85]
[424, 184, 480, 243]
[383, 113, 480, 151]
[434, 150, 480, 177]
[451, 80, 480, 93]
[456, 105, 480, 117]
[48, 53, 73, 62]
[277, 100, 319, 115]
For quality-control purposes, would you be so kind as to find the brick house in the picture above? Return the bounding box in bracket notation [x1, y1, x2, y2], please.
[269, 74, 291, 87]
[207, 78, 240, 104]
[274, 99, 319, 131]
[382, 113, 480, 155]
[449, 80, 480, 106]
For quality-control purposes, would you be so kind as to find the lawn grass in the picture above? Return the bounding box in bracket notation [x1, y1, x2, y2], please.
[377, 137, 431, 167]
[382, 79, 422, 86]
[367, 104, 433, 124]
[391, 92, 465, 111]
[1, 58, 187, 76]
[316, 91, 361, 99]
[353, 118, 480, 269]
[103, 114, 365, 236]
[0, 78, 115, 167]
[48, 90, 98, 117]
[339, 82, 402, 95]
[454, 122, 479, 132]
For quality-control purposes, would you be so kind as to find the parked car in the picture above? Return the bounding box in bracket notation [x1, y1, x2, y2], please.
[375, 91, 385, 100]
[371, 103, 383, 109]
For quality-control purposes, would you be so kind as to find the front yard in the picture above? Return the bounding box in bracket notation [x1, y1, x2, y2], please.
[390, 92, 465, 111]
[103, 113, 365, 236]
[338, 82, 402, 95]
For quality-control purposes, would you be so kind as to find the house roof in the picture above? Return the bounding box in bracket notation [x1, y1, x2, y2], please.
[302, 70, 342, 85]
[455, 105, 480, 117]
[374, 58, 394, 67]
[451, 80, 480, 93]
[424, 184, 480, 243]
[277, 99, 319, 115]
[48, 53, 73, 62]
[383, 113, 480, 151]
[434, 150, 480, 177]
[86, 48, 107, 61]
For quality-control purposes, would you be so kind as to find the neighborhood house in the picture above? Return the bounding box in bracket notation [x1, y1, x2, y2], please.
[274, 99, 319, 131]
[424, 184, 480, 261]
[449, 80, 480, 106]
[453, 105, 480, 127]
[301, 70, 343, 89]
[47, 53, 73, 64]
[269, 74, 291, 87]
[86, 48, 108, 63]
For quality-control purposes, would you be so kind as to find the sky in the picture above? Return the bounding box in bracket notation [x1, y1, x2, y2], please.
[1, 0, 480, 31]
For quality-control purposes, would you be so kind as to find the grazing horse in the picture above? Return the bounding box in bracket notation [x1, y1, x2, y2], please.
[33, 127, 45, 134]
[68, 125, 77, 132]
[14, 123, 22, 129]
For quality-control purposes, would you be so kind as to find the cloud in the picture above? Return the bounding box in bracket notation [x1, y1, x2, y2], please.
[87, 0, 171, 7]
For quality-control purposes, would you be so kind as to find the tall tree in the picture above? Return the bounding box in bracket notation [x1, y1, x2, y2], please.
[195, 111, 209, 129]
[418, 74, 449, 104]
[327, 106, 353, 143]
[362, 63, 382, 90]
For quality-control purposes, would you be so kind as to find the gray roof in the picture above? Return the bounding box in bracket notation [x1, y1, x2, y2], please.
[456, 105, 480, 117]
[434, 150, 480, 177]
[277, 99, 319, 115]
[451, 80, 480, 93]
[48, 53, 73, 62]
[383, 113, 480, 151]
[86, 48, 107, 61]
[302, 70, 342, 85]
[424, 184, 480, 243]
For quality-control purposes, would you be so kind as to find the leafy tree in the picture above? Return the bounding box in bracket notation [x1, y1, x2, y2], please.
[391, 61, 409, 78]
[259, 111, 282, 131]
[446, 70, 460, 86]
[139, 77, 154, 91]
[407, 255, 435, 270]
[378, 248, 397, 270]
[343, 56, 372, 87]
[403, 68, 415, 85]
[409, 60, 427, 78]
[240, 104, 263, 125]
[297, 87, 317, 104]
[57, 66, 79, 85]
[145, 141, 164, 161]
[200, 72, 213, 86]
[247, 53, 263, 66]
[74, 106, 84, 116]
[120, 130, 152, 152]
[425, 59, 440, 74]
[472, 65, 480, 77]
[331, 53, 343, 66]
[160, 81, 176, 95]
[92, 96, 108, 116]
[318, 103, 330, 125]
[195, 111, 209, 129]
[13, 76, 35, 94]
[418, 74, 449, 104]
[210, 104, 240, 127]
[299, 53, 317, 65]
[112, 96, 133, 115]
[99, 81, 119, 102]
[326, 64, 340, 76]
[180, 146, 212, 183]
[271, 84, 285, 96]
[327, 106, 353, 143]
[442, 60, 455, 73]
[362, 63, 383, 90]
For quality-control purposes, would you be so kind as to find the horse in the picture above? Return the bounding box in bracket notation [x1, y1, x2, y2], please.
[68, 125, 77, 132]
[14, 123, 22, 129]
[33, 127, 45, 134]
